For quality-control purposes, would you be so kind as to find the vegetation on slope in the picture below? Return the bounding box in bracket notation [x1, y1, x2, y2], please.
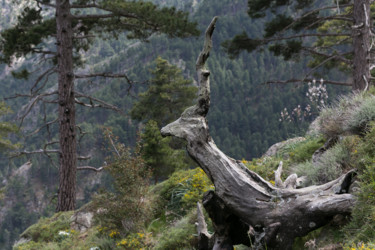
[14, 89, 375, 249]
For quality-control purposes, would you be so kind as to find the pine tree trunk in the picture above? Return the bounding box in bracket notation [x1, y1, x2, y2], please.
[352, 0, 371, 91]
[56, 0, 77, 211]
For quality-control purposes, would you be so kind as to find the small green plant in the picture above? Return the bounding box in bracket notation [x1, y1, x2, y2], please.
[153, 210, 197, 250]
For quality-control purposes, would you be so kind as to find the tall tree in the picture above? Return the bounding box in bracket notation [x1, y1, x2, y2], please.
[224, 0, 371, 91]
[131, 57, 197, 181]
[0, 0, 198, 211]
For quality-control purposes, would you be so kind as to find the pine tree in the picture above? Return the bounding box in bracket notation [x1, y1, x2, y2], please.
[131, 57, 197, 181]
[141, 120, 187, 183]
[224, 0, 371, 91]
[131, 56, 198, 127]
[0, 0, 198, 211]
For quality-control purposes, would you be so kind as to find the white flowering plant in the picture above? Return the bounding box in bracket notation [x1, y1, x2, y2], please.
[280, 79, 328, 123]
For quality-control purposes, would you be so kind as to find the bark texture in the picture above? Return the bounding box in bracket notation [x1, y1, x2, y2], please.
[161, 17, 357, 249]
[352, 0, 371, 91]
[56, 0, 77, 211]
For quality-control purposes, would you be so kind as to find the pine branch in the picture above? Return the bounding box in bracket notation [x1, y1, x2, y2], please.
[262, 33, 352, 44]
[279, 4, 353, 34]
[302, 48, 352, 64]
[264, 78, 351, 86]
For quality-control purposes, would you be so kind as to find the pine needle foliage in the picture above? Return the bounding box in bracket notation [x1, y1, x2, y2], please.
[131, 57, 197, 127]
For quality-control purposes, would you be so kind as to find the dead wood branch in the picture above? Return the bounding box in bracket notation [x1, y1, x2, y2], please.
[161, 17, 356, 250]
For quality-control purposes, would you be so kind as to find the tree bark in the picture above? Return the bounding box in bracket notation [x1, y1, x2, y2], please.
[352, 0, 371, 91]
[161, 17, 357, 249]
[56, 0, 77, 211]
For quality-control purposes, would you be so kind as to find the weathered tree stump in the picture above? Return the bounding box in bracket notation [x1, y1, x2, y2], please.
[161, 17, 356, 250]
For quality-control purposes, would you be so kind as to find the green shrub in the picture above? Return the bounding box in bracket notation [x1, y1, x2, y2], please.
[288, 136, 325, 163]
[319, 92, 375, 137]
[345, 96, 375, 134]
[343, 123, 375, 245]
[294, 141, 351, 186]
[91, 136, 152, 235]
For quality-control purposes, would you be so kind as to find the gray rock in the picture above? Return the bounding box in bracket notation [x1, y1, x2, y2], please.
[70, 211, 94, 233]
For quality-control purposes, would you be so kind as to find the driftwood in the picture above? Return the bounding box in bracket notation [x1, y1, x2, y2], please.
[161, 17, 356, 249]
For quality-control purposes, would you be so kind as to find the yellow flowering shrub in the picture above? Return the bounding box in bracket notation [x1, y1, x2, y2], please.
[344, 242, 375, 250]
[181, 168, 214, 206]
[116, 232, 151, 249]
[109, 230, 120, 239]
[159, 168, 214, 213]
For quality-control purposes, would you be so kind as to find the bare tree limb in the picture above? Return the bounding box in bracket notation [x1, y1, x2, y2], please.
[11, 149, 60, 158]
[75, 91, 124, 113]
[108, 133, 120, 157]
[77, 165, 106, 172]
[302, 52, 351, 83]
[26, 118, 58, 138]
[16, 90, 58, 126]
[31, 67, 57, 94]
[78, 155, 91, 161]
